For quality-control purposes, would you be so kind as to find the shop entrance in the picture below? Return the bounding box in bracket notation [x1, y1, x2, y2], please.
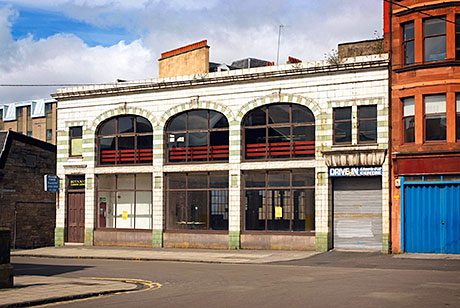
[66, 175, 85, 243]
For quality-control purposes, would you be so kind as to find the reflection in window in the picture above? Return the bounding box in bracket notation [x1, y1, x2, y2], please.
[403, 21, 415, 65]
[69, 126, 83, 156]
[403, 97, 415, 143]
[333, 107, 352, 144]
[358, 105, 377, 143]
[243, 104, 315, 160]
[244, 170, 315, 232]
[97, 115, 153, 165]
[425, 94, 446, 141]
[166, 172, 229, 231]
[97, 174, 152, 230]
[424, 17, 446, 62]
[166, 110, 229, 163]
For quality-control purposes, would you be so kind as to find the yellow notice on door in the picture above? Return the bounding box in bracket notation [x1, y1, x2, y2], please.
[275, 206, 283, 218]
[122, 210, 128, 220]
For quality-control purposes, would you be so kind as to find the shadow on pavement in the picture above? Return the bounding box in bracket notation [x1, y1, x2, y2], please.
[12, 262, 92, 276]
[272, 251, 460, 271]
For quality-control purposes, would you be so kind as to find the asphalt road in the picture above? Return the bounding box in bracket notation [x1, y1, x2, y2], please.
[12, 252, 460, 308]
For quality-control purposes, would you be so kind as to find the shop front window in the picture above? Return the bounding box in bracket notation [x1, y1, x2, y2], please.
[97, 174, 152, 230]
[244, 170, 315, 232]
[97, 115, 153, 165]
[166, 172, 228, 231]
[425, 94, 446, 141]
[166, 110, 229, 163]
[243, 103, 315, 160]
[424, 17, 446, 62]
[403, 97, 415, 143]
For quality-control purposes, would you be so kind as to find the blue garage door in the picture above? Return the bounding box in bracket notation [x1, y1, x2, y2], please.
[404, 181, 460, 254]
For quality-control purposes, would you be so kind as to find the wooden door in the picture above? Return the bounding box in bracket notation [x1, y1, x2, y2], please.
[67, 192, 85, 243]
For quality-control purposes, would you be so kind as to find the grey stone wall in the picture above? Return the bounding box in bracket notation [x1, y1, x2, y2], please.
[0, 229, 13, 288]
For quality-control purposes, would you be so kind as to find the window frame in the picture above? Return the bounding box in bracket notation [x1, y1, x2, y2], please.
[402, 97, 416, 144]
[456, 15, 460, 60]
[333, 107, 352, 145]
[16, 107, 23, 133]
[69, 126, 83, 157]
[357, 105, 378, 144]
[25, 106, 32, 137]
[165, 110, 229, 164]
[242, 169, 315, 233]
[45, 103, 53, 143]
[96, 115, 153, 166]
[96, 173, 153, 230]
[424, 94, 447, 142]
[423, 16, 447, 63]
[165, 172, 229, 232]
[242, 103, 315, 160]
[402, 21, 415, 65]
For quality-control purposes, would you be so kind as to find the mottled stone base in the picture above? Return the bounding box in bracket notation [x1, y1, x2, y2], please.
[152, 230, 163, 248]
[84, 228, 94, 246]
[315, 232, 331, 252]
[54, 227, 65, 247]
[229, 231, 240, 250]
[0, 264, 13, 289]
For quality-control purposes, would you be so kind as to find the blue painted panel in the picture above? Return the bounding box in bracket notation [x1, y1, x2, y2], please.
[404, 182, 460, 254]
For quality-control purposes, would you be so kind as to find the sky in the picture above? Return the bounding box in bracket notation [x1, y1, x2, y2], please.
[0, 0, 382, 104]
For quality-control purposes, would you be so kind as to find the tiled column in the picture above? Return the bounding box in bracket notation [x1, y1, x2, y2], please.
[55, 129, 67, 246]
[152, 127, 164, 248]
[83, 129, 95, 246]
[228, 121, 241, 249]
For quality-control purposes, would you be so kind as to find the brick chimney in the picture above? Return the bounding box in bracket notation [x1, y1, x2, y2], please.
[158, 40, 210, 78]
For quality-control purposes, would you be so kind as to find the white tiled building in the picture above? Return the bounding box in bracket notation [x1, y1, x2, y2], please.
[54, 42, 389, 252]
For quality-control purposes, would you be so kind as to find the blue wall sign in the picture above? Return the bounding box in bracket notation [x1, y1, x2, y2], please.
[44, 175, 60, 192]
[329, 166, 383, 177]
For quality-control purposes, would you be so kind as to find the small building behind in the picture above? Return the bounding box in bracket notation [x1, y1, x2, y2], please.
[0, 131, 56, 248]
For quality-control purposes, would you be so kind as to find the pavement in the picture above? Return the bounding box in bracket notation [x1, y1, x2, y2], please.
[12, 246, 318, 264]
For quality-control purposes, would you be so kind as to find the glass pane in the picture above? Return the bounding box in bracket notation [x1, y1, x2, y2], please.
[293, 126, 314, 142]
[116, 191, 135, 229]
[359, 120, 377, 142]
[210, 130, 228, 146]
[269, 127, 291, 158]
[292, 170, 315, 187]
[425, 94, 446, 114]
[245, 190, 265, 230]
[99, 118, 116, 135]
[268, 104, 290, 124]
[118, 136, 135, 164]
[118, 116, 134, 133]
[168, 191, 186, 229]
[334, 122, 352, 143]
[188, 110, 208, 130]
[70, 126, 82, 138]
[268, 127, 290, 143]
[334, 107, 351, 121]
[188, 174, 208, 189]
[210, 174, 229, 188]
[404, 117, 415, 143]
[403, 22, 414, 40]
[245, 128, 266, 159]
[292, 189, 315, 231]
[187, 191, 208, 229]
[292, 105, 315, 123]
[137, 135, 153, 149]
[97, 191, 116, 228]
[268, 172, 290, 187]
[245, 127, 266, 144]
[209, 190, 228, 230]
[97, 174, 116, 190]
[244, 107, 266, 126]
[244, 172, 265, 188]
[359, 105, 377, 119]
[135, 191, 152, 229]
[188, 132, 208, 161]
[405, 41, 415, 65]
[99, 137, 116, 164]
[266, 190, 291, 231]
[457, 94, 460, 111]
[117, 174, 135, 190]
[136, 174, 152, 190]
[403, 97, 415, 116]
[168, 174, 186, 189]
[168, 133, 186, 162]
[424, 18, 445, 36]
[424, 36, 446, 62]
[209, 111, 228, 129]
[136, 116, 152, 133]
[71, 139, 83, 156]
[457, 114, 460, 140]
[168, 113, 186, 131]
[188, 132, 207, 147]
[426, 115, 447, 141]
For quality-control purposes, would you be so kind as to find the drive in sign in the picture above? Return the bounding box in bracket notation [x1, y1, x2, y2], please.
[329, 166, 382, 177]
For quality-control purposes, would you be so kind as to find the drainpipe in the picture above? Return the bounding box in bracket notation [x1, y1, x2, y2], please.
[387, 2, 393, 254]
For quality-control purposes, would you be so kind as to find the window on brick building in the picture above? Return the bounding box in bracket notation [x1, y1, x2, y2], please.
[25, 106, 32, 137]
[403, 97, 415, 143]
[243, 169, 315, 232]
[424, 17, 446, 62]
[243, 104, 315, 159]
[403, 21, 415, 65]
[333, 107, 352, 144]
[358, 105, 377, 143]
[16, 107, 23, 133]
[425, 94, 446, 141]
[166, 172, 228, 231]
[166, 110, 229, 163]
[45, 103, 53, 143]
[456, 15, 460, 60]
[456, 94, 460, 140]
[69, 126, 83, 157]
[97, 115, 153, 165]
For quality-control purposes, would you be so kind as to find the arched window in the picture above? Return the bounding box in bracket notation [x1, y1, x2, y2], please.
[166, 110, 229, 163]
[243, 103, 315, 160]
[97, 115, 153, 165]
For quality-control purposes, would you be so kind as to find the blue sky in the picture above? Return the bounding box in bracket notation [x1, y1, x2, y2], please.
[0, 0, 382, 103]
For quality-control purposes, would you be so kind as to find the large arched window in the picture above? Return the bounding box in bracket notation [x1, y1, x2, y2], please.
[165, 110, 229, 163]
[97, 115, 153, 165]
[243, 103, 315, 160]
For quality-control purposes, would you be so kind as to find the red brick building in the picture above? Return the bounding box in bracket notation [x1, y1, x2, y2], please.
[386, 0, 460, 253]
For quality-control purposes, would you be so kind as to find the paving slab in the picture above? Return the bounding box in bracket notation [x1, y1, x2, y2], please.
[12, 247, 317, 264]
[0, 275, 138, 307]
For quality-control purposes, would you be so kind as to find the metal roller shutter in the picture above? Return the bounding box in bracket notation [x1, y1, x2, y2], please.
[333, 177, 382, 251]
